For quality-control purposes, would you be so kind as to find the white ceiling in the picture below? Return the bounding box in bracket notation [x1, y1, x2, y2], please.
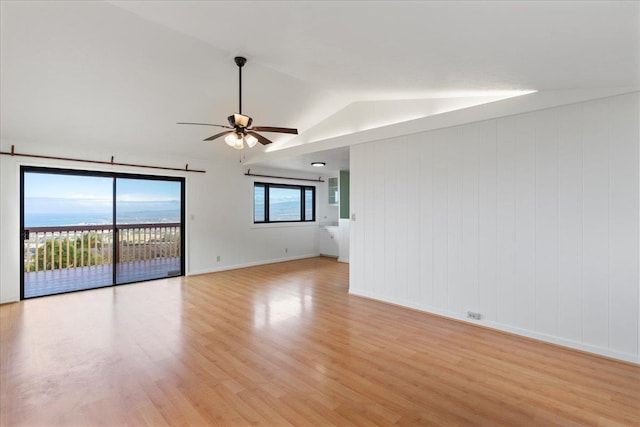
[1, 1, 638, 172]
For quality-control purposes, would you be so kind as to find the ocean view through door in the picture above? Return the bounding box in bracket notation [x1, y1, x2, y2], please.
[22, 171, 114, 297]
[115, 177, 183, 284]
[21, 167, 185, 299]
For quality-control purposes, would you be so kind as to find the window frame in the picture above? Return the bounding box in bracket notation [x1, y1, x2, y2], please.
[253, 182, 316, 224]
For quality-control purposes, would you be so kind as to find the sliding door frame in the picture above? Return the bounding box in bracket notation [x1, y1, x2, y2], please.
[20, 166, 186, 299]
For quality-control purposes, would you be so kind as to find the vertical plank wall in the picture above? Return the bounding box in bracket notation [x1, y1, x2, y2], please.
[349, 92, 639, 363]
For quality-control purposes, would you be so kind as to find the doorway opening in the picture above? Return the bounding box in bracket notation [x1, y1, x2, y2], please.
[21, 167, 185, 299]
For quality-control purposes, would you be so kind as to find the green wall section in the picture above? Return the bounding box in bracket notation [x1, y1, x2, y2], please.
[339, 170, 350, 219]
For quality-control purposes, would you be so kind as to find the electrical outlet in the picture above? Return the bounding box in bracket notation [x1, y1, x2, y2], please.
[216, 255, 220, 262]
[285, 248, 288, 253]
[467, 311, 482, 320]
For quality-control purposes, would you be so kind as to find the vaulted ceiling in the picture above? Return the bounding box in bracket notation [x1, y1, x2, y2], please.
[1, 1, 638, 172]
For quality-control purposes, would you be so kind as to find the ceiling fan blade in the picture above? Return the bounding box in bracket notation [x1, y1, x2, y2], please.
[250, 126, 298, 134]
[247, 131, 273, 145]
[177, 122, 232, 129]
[204, 131, 232, 142]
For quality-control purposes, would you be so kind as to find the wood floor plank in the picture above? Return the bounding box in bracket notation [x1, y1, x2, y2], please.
[1, 257, 639, 426]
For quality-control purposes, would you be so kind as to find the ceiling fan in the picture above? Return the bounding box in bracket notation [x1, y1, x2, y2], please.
[177, 56, 298, 149]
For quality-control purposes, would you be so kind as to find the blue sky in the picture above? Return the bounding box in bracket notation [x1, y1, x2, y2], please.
[24, 173, 181, 219]
[25, 173, 181, 202]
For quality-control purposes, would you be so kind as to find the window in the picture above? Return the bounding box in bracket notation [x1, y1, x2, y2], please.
[328, 177, 338, 205]
[254, 182, 315, 223]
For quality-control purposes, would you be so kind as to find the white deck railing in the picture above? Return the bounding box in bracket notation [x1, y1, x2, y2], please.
[24, 223, 181, 272]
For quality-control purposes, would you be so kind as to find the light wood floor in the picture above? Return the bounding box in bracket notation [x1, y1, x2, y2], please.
[1, 257, 638, 426]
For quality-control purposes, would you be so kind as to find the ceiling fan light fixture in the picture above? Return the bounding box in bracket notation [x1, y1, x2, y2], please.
[245, 134, 258, 148]
[225, 132, 241, 147]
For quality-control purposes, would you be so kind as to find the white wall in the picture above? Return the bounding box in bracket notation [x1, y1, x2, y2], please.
[338, 218, 350, 263]
[350, 92, 639, 364]
[0, 145, 327, 303]
[187, 164, 326, 275]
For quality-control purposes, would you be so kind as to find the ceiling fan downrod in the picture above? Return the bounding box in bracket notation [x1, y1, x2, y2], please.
[235, 56, 246, 114]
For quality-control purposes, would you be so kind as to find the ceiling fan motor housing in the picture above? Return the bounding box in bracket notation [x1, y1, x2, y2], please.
[228, 114, 252, 128]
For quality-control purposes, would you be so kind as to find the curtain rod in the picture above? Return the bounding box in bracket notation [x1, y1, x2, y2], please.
[245, 169, 324, 183]
[0, 145, 206, 173]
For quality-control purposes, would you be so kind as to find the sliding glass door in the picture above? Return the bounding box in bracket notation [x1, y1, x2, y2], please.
[22, 171, 115, 297]
[115, 177, 183, 285]
[21, 167, 185, 299]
